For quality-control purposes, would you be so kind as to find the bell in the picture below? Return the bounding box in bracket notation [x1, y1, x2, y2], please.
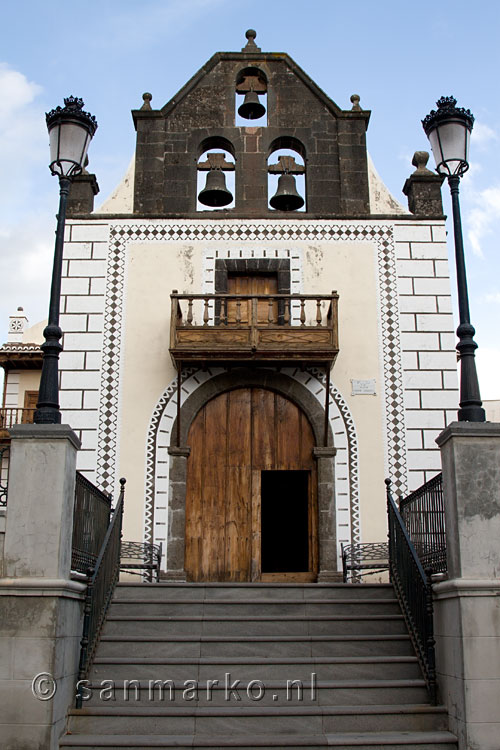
[270, 173, 304, 211]
[238, 91, 266, 120]
[198, 169, 233, 207]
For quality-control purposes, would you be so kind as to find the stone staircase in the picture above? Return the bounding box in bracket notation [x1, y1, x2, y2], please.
[60, 582, 456, 749]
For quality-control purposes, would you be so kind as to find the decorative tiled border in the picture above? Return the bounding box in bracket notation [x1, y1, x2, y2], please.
[97, 220, 406, 501]
[145, 366, 358, 568]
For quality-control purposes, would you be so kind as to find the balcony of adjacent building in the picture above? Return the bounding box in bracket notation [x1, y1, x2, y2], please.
[169, 291, 339, 368]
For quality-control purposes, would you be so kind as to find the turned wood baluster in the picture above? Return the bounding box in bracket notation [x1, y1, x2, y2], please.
[186, 298, 193, 326]
[203, 297, 209, 327]
[316, 298, 322, 327]
[300, 298, 306, 327]
[268, 297, 274, 326]
[236, 298, 242, 327]
[284, 297, 290, 326]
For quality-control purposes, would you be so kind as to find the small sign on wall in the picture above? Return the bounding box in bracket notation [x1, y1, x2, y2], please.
[351, 379, 377, 396]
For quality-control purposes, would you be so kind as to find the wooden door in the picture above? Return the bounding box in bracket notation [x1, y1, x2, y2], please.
[227, 274, 278, 324]
[184, 387, 317, 582]
[23, 390, 38, 423]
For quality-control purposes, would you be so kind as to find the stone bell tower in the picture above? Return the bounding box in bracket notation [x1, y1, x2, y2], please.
[132, 29, 371, 217]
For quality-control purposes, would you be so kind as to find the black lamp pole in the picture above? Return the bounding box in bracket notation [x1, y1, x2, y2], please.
[34, 97, 97, 425]
[423, 97, 485, 422]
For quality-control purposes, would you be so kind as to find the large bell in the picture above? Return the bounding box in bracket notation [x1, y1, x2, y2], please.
[238, 90, 266, 120]
[198, 169, 233, 207]
[270, 173, 304, 211]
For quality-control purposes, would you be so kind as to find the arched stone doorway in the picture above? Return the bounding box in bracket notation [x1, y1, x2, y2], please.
[166, 368, 339, 582]
[185, 387, 318, 582]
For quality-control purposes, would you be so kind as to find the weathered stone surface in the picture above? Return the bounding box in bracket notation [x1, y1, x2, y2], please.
[131, 52, 371, 217]
[434, 422, 500, 750]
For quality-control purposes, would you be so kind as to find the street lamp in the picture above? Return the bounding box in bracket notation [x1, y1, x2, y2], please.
[422, 96, 485, 422]
[34, 97, 97, 424]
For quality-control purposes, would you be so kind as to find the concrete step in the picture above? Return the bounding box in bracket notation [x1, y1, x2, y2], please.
[97, 633, 414, 658]
[59, 729, 458, 749]
[107, 598, 401, 618]
[102, 614, 407, 637]
[81, 679, 430, 707]
[114, 583, 397, 602]
[61, 583, 456, 750]
[67, 704, 449, 736]
[90, 655, 421, 682]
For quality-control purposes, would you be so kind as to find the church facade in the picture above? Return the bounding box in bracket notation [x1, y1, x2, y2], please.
[1, 31, 458, 581]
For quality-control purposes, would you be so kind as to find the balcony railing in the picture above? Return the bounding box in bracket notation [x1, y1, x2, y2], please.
[399, 473, 446, 574]
[170, 292, 339, 366]
[0, 408, 35, 430]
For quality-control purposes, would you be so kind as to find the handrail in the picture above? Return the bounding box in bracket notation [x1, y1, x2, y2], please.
[399, 472, 446, 574]
[386, 478, 437, 704]
[171, 292, 338, 300]
[76, 477, 126, 708]
[0, 445, 9, 508]
[71, 471, 112, 574]
[172, 292, 338, 330]
[0, 407, 35, 429]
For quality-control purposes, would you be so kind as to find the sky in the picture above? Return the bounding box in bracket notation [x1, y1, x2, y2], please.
[1, 0, 499, 400]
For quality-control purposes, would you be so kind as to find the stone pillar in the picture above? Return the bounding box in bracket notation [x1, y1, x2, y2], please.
[434, 422, 500, 750]
[67, 172, 99, 216]
[0, 424, 85, 749]
[313, 446, 340, 582]
[166, 446, 190, 581]
[403, 151, 444, 216]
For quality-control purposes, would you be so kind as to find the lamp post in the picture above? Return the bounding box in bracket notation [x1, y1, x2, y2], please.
[34, 97, 97, 424]
[422, 96, 485, 422]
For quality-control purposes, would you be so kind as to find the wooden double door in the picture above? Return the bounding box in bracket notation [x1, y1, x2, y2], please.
[185, 387, 318, 582]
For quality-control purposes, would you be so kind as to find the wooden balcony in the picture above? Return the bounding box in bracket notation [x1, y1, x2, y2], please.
[0, 408, 35, 441]
[169, 292, 339, 367]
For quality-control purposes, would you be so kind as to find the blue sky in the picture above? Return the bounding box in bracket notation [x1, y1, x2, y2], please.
[1, 0, 499, 399]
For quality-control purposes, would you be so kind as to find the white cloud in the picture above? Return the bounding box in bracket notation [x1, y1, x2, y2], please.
[0, 64, 53, 345]
[471, 122, 497, 148]
[484, 292, 500, 304]
[0, 63, 47, 215]
[465, 184, 500, 259]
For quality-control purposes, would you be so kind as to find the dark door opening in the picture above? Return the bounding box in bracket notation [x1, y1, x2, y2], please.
[261, 470, 309, 573]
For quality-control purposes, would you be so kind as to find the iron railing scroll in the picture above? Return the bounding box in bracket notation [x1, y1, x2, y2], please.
[71, 472, 112, 573]
[399, 472, 446, 574]
[386, 478, 437, 704]
[0, 445, 9, 508]
[76, 477, 126, 708]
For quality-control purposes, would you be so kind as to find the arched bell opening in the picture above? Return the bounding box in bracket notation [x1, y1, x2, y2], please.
[196, 137, 235, 211]
[268, 137, 306, 212]
[235, 67, 267, 126]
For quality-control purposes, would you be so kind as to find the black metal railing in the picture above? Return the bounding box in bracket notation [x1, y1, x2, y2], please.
[341, 542, 389, 583]
[386, 478, 437, 704]
[399, 473, 446, 574]
[0, 445, 9, 508]
[76, 478, 126, 708]
[71, 472, 112, 574]
[120, 540, 163, 582]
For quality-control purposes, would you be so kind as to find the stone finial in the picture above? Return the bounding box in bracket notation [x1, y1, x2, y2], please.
[141, 92, 153, 111]
[403, 150, 444, 216]
[242, 29, 261, 52]
[411, 150, 433, 174]
[350, 94, 361, 111]
[8, 307, 29, 343]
